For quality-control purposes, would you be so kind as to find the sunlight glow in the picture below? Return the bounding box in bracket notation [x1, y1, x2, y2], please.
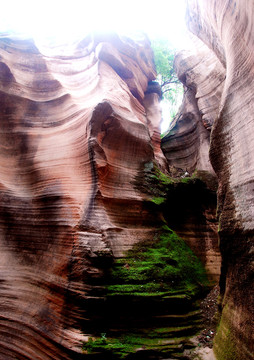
[0, 0, 188, 48]
[0, 0, 189, 131]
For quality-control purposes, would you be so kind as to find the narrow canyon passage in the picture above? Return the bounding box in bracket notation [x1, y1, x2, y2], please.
[0, 1, 253, 360]
[0, 33, 220, 360]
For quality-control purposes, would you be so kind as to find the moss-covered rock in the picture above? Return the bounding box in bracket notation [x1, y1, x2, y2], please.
[82, 226, 210, 358]
[214, 302, 254, 360]
[107, 225, 209, 300]
[82, 164, 214, 359]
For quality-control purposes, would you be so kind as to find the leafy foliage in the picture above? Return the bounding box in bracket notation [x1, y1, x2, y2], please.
[151, 39, 183, 131]
[151, 38, 183, 104]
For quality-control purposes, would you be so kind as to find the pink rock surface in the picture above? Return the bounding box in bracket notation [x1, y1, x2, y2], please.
[161, 40, 221, 284]
[0, 33, 164, 359]
[176, 1, 254, 358]
[161, 39, 224, 175]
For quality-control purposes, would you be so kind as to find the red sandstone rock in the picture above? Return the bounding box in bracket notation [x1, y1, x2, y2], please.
[174, 1, 254, 358]
[161, 39, 224, 175]
[163, 177, 221, 283]
[0, 33, 164, 359]
[0, 29, 223, 360]
[161, 39, 221, 284]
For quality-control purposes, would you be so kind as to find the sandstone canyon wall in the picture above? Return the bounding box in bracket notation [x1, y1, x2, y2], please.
[0, 32, 211, 360]
[162, 1, 254, 359]
[161, 39, 224, 175]
[161, 40, 222, 284]
[0, 33, 164, 359]
[3, 0, 254, 356]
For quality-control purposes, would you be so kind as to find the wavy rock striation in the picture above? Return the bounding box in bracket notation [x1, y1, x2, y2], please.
[0, 32, 211, 360]
[169, 1, 254, 359]
[162, 176, 220, 283]
[0, 33, 168, 359]
[161, 41, 222, 284]
[161, 39, 225, 175]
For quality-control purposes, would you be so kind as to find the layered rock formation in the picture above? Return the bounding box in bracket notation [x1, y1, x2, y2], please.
[0, 33, 164, 359]
[163, 0, 254, 359]
[5, 0, 254, 355]
[161, 40, 222, 284]
[162, 176, 220, 283]
[161, 39, 225, 174]
[0, 32, 210, 360]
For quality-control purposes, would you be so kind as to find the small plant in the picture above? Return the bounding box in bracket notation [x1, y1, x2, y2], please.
[150, 196, 165, 205]
[101, 333, 107, 341]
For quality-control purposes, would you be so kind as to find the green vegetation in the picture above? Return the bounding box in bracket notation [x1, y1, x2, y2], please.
[107, 225, 209, 299]
[151, 39, 182, 102]
[83, 334, 145, 358]
[214, 326, 237, 360]
[150, 196, 165, 205]
[151, 38, 183, 127]
[82, 164, 212, 359]
[153, 165, 175, 185]
[142, 162, 198, 206]
[151, 163, 196, 186]
[82, 225, 208, 358]
[214, 304, 245, 360]
[83, 327, 201, 359]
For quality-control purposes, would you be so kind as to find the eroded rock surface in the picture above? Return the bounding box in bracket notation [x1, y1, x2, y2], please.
[0, 31, 215, 360]
[160, 37, 222, 285]
[0, 33, 168, 359]
[161, 39, 224, 175]
[161, 41, 222, 284]
[167, 1, 254, 359]
[162, 176, 220, 283]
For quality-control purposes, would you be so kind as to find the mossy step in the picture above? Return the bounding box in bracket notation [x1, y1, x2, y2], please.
[84, 221, 209, 360]
[106, 292, 195, 301]
[152, 310, 201, 324]
[153, 309, 201, 318]
[149, 325, 197, 335]
[106, 226, 209, 302]
[83, 337, 187, 358]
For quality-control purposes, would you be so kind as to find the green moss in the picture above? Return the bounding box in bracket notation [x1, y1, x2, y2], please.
[83, 163, 212, 359]
[214, 304, 251, 360]
[152, 164, 197, 186]
[83, 336, 127, 358]
[82, 331, 190, 359]
[154, 167, 174, 185]
[214, 321, 238, 360]
[83, 334, 152, 358]
[107, 226, 209, 299]
[151, 196, 165, 205]
[142, 163, 199, 206]
[180, 177, 194, 184]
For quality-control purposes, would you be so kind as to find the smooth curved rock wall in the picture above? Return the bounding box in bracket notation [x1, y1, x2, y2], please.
[161, 39, 224, 175]
[0, 33, 165, 359]
[183, 1, 254, 358]
[161, 40, 222, 284]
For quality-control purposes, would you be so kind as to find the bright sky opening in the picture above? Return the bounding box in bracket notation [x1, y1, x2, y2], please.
[0, 0, 189, 132]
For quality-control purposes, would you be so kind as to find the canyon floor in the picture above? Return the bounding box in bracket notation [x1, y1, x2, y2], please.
[185, 286, 219, 360]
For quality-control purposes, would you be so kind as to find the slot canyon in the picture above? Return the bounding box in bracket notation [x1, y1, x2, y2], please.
[0, 0, 253, 359]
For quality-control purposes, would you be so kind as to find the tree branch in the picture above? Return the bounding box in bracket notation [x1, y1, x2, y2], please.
[161, 80, 180, 87]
